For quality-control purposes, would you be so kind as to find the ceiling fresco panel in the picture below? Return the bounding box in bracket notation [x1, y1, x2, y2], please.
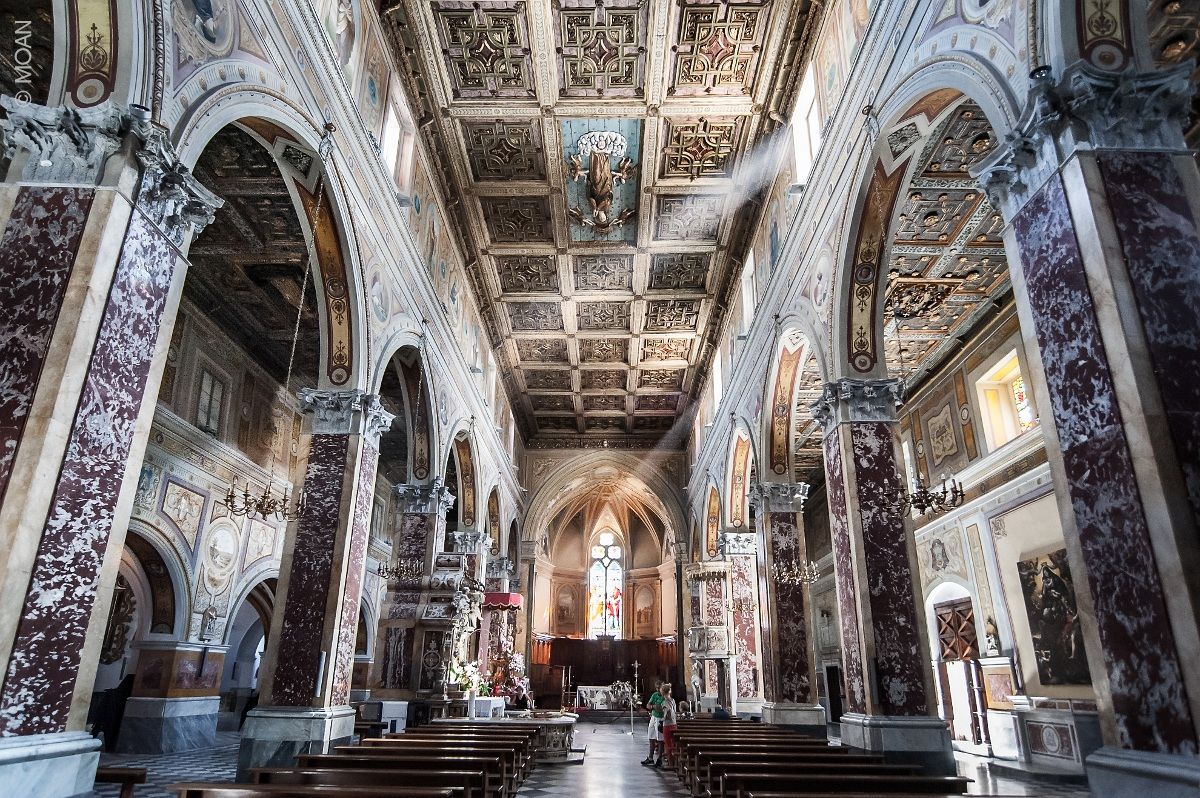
[562, 119, 643, 244]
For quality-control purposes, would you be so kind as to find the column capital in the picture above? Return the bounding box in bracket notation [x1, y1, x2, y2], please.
[718, 529, 757, 556]
[485, 557, 514, 579]
[452, 528, 488, 554]
[393, 479, 455, 514]
[1, 97, 125, 183]
[750, 482, 810, 513]
[131, 114, 224, 247]
[809, 378, 901, 433]
[972, 61, 1195, 220]
[298, 389, 394, 442]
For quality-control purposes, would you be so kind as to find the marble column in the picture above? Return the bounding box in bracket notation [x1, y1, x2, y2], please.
[751, 483, 826, 734]
[0, 101, 220, 796]
[238, 390, 391, 778]
[371, 481, 454, 700]
[811, 378, 952, 773]
[718, 528, 764, 715]
[973, 62, 1200, 795]
[116, 641, 228, 753]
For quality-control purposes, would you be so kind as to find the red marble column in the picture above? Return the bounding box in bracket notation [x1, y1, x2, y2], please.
[751, 482, 825, 731]
[372, 482, 453, 696]
[974, 63, 1200, 775]
[0, 104, 220, 746]
[259, 390, 391, 709]
[812, 379, 950, 769]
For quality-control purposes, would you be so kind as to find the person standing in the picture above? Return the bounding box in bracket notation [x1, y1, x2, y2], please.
[641, 683, 666, 765]
[658, 684, 677, 768]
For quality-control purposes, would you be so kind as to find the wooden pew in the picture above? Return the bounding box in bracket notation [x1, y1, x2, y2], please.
[689, 752, 886, 796]
[696, 761, 922, 798]
[170, 785, 453, 798]
[717, 772, 971, 798]
[377, 733, 534, 778]
[339, 742, 522, 792]
[298, 753, 508, 798]
[252, 767, 481, 798]
[675, 738, 839, 780]
[96, 766, 148, 798]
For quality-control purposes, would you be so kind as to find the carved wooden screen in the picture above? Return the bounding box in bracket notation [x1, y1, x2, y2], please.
[934, 597, 978, 661]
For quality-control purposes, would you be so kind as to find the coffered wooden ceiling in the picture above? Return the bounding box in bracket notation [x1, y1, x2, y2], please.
[380, 0, 818, 448]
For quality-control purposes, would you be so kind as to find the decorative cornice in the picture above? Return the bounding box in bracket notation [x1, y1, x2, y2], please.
[750, 481, 810, 513]
[809, 378, 901, 433]
[298, 389, 392, 439]
[972, 61, 1196, 220]
[394, 479, 456, 515]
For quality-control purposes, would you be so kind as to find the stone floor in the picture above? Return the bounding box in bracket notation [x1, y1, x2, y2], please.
[85, 721, 1092, 797]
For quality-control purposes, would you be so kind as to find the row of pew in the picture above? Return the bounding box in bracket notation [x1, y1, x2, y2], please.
[670, 718, 973, 798]
[169, 721, 538, 798]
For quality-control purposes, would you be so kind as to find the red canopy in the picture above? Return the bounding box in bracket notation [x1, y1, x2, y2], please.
[482, 592, 523, 609]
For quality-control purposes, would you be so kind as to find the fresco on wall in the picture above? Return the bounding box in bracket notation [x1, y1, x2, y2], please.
[927, 402, 959, 466]
[1017, 548, 1091, 685]
[161, 479, 206, 551]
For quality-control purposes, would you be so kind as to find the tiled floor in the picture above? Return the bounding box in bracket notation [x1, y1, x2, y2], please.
[84, 722, 1092, 797]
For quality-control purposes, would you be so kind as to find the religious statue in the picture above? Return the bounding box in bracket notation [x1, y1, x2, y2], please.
[566, 131, 637, 235]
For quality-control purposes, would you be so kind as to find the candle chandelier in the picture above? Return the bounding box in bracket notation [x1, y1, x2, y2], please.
[225, 139, 333, 523]
[377, 557, 423, 581]
[892, 473, 966, 516]
[771, 559, 821, 587]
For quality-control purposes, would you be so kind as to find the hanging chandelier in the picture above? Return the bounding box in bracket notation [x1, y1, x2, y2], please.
[223, 146, 331, 523]
[892, 473, 965, 516]
[771, 559, 821, 587]
[377, 557, 423, 581]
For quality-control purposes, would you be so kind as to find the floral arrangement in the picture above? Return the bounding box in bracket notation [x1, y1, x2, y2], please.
[450, 660, 491, 695]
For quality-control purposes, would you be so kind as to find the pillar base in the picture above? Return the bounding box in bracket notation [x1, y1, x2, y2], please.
[116, 696, 218, 754]
[839, 713, 954, 775]
[761, 702, 828, 737]
[1086, 746, 1200, 797]
[0, 731, 100, 798]
[236, 705, 356, 781]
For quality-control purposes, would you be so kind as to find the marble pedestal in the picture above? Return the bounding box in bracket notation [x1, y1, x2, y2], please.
[839, 713, 954, 775]
[761, 702, 828, 737]
[1086, 747, 1200, 797]
[0, 731, 100, 798]
[116, 696, 218, 753]
[236, 705, 356, 781]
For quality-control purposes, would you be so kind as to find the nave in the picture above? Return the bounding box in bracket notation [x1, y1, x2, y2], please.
[86, 720, 1089, 798]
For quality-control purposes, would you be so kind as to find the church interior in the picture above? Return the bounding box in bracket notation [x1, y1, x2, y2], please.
[0, 1, 1198, 796]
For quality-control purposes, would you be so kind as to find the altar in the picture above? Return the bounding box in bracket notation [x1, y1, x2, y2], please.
[434, 714, 576, 762]
[576, 685, 621, 710]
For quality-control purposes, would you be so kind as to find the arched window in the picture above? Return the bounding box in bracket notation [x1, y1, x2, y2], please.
[587, 531, 623, 639]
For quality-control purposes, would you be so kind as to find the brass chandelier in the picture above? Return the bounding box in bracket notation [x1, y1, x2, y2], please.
[892, 473, 965, 516]
[377, 557, 423, 581]
[771, 559, 821, 587]
[225, 155, 331, 523]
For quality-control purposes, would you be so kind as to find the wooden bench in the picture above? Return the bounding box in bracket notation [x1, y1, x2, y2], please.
[337, 743, 521, 793]
[96, 767, 148, 798]
[689, 752, 886, 796]
[253, 767, 481, 798]
[377, 733, 534, 777]
[298, 753, 507, 798]
[170, 784, 453, 798]
[717, 772, 972, 798]
[697, 761, 923, 798]
[675, 738, 838, 780]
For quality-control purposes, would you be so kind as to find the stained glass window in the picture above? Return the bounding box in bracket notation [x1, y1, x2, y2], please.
[587, 531, 622, 639]
[1010, 376, 1036, 432]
